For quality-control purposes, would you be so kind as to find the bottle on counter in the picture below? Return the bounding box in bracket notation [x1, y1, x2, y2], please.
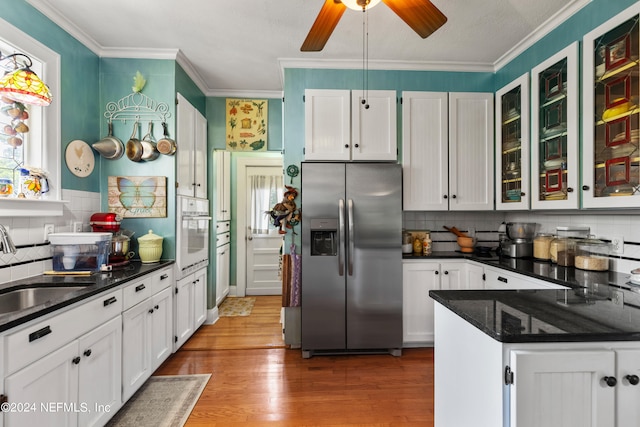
[423, 233, 432, 256]
[413, 237, 423, 254]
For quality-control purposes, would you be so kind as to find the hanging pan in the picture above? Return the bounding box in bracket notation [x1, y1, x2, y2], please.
[156, 122, 177, 155]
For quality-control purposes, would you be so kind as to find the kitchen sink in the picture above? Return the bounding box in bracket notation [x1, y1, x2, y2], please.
[0, 285, 89, 314]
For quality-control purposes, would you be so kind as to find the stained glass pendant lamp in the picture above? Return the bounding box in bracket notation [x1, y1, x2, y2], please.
[0, 52, 52, 107]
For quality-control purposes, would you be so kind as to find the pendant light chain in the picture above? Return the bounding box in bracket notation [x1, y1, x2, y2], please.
[361, 8, 370, 109]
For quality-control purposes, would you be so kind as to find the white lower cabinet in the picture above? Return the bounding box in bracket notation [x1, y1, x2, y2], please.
[434, 303, 640, 427]
[4, 316, 121, 427]
[484, 265, 567, 290]
[174, 267, 207, 351]
[215, 243, 230, 306]
[402, 260, 484, 346]
[122, 286, 173, 402]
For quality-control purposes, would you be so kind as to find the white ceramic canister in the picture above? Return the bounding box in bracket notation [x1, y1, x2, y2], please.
[138, 229, 163, 263]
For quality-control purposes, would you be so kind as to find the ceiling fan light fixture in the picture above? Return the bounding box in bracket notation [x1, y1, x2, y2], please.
[341, 0, 382, 11]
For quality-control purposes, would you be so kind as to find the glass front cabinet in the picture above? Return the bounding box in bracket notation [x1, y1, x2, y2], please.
[531, 42, 579, 210]
[583, 3, 640, 208]
[496, 73, 529, 210]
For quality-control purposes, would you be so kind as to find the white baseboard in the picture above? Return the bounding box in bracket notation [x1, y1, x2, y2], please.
[205, 306, 219, 325]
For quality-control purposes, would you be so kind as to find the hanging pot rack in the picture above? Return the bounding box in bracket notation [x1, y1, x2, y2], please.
[104, 92, 171, 123]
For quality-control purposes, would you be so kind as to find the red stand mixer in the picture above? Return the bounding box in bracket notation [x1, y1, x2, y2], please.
[90, 213, 134, 265]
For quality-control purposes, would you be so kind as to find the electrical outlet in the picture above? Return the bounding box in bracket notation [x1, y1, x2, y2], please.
[43, 223, 54, 241]
[612, 289, 623, 306]
[610, 235, 624, 255]
[72, 221, 83, 232]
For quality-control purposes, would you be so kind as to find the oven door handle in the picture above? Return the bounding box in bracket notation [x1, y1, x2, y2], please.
[181, 215, 212, 221]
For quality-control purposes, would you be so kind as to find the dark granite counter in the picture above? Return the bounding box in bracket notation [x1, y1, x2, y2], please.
[0, 260, 175, 333]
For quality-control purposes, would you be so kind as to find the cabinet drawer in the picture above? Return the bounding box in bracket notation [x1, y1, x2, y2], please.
[216, 221, 230, 234]
[153, 266, 174, 292]
[123, 277, 155, 311]
[216, 232, 230, 247]
[5, 288, 122, 375]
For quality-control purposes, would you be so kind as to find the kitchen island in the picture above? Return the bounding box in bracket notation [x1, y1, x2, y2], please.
[430, 285, 640, 427]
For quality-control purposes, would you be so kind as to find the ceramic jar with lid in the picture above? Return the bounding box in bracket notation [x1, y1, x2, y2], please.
[574, 236, 610, 271]
[138, 229, 163, 263]
[533, 233, 555, 260]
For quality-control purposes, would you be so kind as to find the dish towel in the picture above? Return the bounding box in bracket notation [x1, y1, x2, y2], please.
[281, 252, 292, 307]
[289, 243, 301, 307]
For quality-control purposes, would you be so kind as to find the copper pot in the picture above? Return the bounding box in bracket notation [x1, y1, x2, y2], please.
[156, 122, 177, 155]
[126, 121, 143, 162]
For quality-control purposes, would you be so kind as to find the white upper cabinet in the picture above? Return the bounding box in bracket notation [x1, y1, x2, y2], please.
[448, 92, 494, 210]
[402, 91, 449, 211]
[304, 89, 397, 161]
[582, 3, 640, 208]
[496, 73, 530, 210]
[176, 92, 208, 198]
[402, 91, 493, 211]
[531, 42, 580, 210]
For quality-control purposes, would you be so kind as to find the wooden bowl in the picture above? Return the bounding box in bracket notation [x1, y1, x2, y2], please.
[457, 236, 475, 251]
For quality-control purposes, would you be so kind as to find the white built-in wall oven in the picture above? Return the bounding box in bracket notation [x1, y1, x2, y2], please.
[176, 196, 211, 278]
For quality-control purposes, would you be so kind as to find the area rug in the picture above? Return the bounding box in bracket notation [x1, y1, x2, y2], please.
[106, 374, 210, 427]
[219, 296, 256, 317]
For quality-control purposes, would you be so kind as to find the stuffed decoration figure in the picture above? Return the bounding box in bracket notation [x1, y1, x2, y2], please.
[268, 185, 301, 234]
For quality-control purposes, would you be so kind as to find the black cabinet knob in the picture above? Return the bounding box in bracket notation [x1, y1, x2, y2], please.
[444, 271, 449, 275]
[83, 349, 92, 357]
[354, 144, 359, 148]
[72, 356, 81, 365]
[582, 185, 590, 191]
[626, 375, 640, 385]
[443, 195, 448, 199]
[520, 192, 526, 196]
[567, 187, 574, 193]
[154, 305, 159, 310]
[345, 144, 349, 148]
[148, 308, 154, 314]
[452, 195, 457, 199]
[603, 376, 617, 387]
[435, 271, 439, 275]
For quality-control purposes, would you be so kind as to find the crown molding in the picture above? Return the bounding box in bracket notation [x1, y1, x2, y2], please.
[493, 0, 591, 70]
[206, 89, 283, 99]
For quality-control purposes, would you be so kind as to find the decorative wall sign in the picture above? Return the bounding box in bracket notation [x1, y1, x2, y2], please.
[107, 175, 167, 218]
[65, 140, 95, 177]
[225, 98, 268, 151]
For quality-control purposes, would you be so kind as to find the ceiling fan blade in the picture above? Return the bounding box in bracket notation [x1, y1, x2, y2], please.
[382, 0, 447, 39]
[301, 0, 347, 52]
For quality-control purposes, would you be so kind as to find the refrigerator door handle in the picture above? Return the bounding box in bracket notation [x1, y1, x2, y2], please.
[338, 198, 345, 276]
[347, 199, 354, 276]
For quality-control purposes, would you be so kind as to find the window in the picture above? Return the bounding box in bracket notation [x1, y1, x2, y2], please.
[0, 17, 62, 216]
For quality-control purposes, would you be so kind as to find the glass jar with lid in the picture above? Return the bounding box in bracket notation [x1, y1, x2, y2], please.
[533, 233, 555, 260]
[551, 237, 576, 267]
[574, 235, 610, 271]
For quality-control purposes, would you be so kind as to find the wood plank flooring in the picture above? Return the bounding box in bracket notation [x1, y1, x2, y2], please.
[155, 296, 435, 426]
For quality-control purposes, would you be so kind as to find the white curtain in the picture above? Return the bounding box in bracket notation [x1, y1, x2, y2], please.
[250, 174, 283, 234]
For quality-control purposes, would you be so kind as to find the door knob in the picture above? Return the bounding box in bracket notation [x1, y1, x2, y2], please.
[603, 376, 617, 387]
[248, 236, 253, 241]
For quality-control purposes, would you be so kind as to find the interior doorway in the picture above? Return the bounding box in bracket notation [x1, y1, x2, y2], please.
[236, 156, 283, 297]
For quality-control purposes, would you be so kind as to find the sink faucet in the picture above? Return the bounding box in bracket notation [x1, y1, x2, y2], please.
[0, 225, 17, 255]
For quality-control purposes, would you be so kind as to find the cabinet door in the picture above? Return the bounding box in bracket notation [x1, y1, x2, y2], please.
[122, 300, 151, 402]
[531, 42, 579, 210]
[402, 262, 440, 345]
[215, 150, 231, 221]
[5, 341, 79, 427]
[449, 92, 494, 210]
[193, 268, 207, 328]
[616, 349, 640, 427]
[439, 261, 465, 290]
[194, 109, 208, 199]
[402, 91, 449, 211]
[466, 262, 485, 290]
[150, 287, 173, 371]
[77, 316, 122, 427]
[351, 90, 397, 161]
[304, 89, 351, 160]
[216, 244, 230, 306]
[174, 274, 195, 350]
[496, 74, 530, 210]
[509, 350, 615, 427]
[176, 92, 196, 197]
[582, 4, 640, 208]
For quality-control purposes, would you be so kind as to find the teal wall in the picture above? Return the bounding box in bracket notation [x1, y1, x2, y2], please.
[98, 58, 177, 260]
[0, 0, 101, 192]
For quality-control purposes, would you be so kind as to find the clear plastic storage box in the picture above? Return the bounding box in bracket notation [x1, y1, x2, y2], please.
[49, 232, 112, 272]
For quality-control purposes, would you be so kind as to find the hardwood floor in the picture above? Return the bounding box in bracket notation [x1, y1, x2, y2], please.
[155, 296, 435, 426]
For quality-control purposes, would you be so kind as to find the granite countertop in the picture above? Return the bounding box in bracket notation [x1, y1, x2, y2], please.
[0, 260, 175, 333]
[423, 251, 640, 343]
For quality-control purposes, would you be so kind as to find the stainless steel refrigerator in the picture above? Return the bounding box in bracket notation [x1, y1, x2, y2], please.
[301, 162, 402, 358]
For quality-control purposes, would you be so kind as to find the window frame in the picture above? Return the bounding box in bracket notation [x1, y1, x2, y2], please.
[0, 17, 63, 217]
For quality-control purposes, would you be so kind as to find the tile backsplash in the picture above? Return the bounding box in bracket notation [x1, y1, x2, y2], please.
[403, 210, 640, 274]
[0, 190, 100, 283]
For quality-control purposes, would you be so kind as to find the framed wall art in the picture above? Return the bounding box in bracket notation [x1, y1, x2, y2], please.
[107, 175, 167, 218]
[225, 98, 268, 151]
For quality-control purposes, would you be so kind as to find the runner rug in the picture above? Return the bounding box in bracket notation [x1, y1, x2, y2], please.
[106, 374, 211, 427]
[219, 296, 256, 317]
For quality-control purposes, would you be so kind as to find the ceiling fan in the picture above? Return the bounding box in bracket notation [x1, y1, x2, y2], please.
[300, 0, 448, 52]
